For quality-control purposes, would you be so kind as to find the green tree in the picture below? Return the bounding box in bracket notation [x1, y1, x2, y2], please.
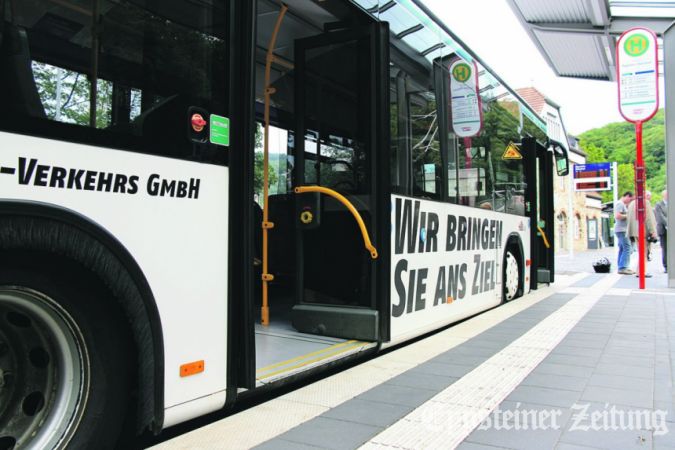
[33, 62, 113, 129]
[583, 143, 606, 164]
[254, 124, 279, 204]
[579, 110, 666, 204]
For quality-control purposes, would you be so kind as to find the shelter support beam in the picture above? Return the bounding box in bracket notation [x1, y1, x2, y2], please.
[666, 22, 675, 287]
[524, 18, 673, 36]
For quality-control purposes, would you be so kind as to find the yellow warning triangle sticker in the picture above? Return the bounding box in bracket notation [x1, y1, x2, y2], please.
[502, 142, 523, 160]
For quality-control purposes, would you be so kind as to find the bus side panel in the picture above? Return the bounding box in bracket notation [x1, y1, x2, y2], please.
[388, 195, 530, 345]
[0, 131, 229, 412]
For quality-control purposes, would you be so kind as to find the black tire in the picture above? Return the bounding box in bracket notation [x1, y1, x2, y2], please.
[502, 246, 522, 303]
[0, 254, 133, 450]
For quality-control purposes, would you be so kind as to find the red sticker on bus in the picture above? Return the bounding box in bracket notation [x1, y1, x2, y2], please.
[191, 114, 207, 132]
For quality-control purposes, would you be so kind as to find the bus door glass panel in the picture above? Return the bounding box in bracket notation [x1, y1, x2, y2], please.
[295, 29, 375, 308]
[535, 142, 555, 275]
[491, 152, 527, 216]
[478, 92, 526, 216]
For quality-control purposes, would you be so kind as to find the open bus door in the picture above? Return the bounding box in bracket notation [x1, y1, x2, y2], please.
[290, 21, 390, 342]
[252, 4, 390, 388]
[524, 138, 569, 287]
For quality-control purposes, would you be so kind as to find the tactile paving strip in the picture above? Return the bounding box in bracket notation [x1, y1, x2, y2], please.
[361, 274, 620, 450]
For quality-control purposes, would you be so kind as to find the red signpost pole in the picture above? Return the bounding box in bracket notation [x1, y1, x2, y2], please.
[635, 121, 646, 289]
[617, 28, 658, 290]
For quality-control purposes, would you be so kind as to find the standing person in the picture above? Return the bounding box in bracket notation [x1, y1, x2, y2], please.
[627, 193, 657, 277]
[655, 190, 668, 272]
[615, 191, 634, 274]
[646, 191, 654, 260]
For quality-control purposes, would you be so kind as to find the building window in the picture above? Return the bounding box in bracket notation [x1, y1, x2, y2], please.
[574, 214, 581, 240]
[557, 212, 567, 250]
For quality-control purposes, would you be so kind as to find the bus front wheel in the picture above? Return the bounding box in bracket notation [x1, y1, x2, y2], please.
[0, 263, 132, 449]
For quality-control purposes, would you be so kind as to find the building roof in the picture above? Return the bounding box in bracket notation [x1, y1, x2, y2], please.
[515, 87, 547, 115]
[567, 134, 587, 157]
[506, 0, 671, 81]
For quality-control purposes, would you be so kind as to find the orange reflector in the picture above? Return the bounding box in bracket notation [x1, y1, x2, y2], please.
[180, 360, 205, 377]
[525, 259, 531, 266]
[447, 296, 454, 304]
[526, 276, 529, 282]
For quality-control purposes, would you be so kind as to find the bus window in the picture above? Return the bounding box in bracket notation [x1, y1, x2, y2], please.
[483, 94, 527, 216]
[411, 90, 441, 199]
[0, 0, 229, 164]
[254, 123, 293, 206]
[389, 54, 442, 200]
[453, 138, 489, 207]
[443, 65, 528, 215]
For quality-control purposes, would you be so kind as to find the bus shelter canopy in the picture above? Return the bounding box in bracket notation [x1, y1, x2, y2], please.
[507, 0, 674, 80]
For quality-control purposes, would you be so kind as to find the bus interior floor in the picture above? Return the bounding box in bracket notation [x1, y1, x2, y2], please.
[254, 313, 365, 384]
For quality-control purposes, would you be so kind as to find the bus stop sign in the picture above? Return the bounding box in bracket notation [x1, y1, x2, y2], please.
[616, 27, 659, 290]
[617, 28, 659, 123]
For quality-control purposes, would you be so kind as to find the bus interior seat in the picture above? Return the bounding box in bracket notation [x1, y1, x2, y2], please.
[0, 22, 47, 119]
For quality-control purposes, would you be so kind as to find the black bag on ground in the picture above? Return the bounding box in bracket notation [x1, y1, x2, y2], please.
[592, 257, 611, 273]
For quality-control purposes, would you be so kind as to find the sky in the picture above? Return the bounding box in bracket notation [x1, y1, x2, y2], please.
[423, 0, 631, 136]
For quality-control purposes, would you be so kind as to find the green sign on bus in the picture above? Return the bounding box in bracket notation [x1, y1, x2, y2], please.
[210, 114, 230, 147]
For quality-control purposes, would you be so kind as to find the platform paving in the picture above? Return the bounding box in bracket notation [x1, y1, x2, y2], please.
[254, 293, 579, 450]
[459, 290, 674, 450]
[252, 277, 675, 449]
[153, 259, 675, 450]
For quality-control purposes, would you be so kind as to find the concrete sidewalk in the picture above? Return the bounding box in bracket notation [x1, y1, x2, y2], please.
[556, 245, 668, 282]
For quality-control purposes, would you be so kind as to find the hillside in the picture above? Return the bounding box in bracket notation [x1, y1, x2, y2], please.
[578, 110, 666, 204]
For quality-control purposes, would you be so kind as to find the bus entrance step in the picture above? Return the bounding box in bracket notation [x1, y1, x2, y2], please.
[537, 268, 551, 283]
[292, 304, 378, 341]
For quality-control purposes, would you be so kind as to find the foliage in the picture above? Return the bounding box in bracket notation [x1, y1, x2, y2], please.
[579, 110, 666, 204]
[33, 62, 112, 129]
[254, 124, 279, 204]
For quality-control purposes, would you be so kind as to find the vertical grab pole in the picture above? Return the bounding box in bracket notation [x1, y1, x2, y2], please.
[261, 4, 288, 326]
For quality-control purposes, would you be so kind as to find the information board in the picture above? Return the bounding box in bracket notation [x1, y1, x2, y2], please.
[574, 162, 612, 192]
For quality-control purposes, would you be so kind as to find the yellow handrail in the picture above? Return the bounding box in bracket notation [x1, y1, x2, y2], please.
[294, 186, 378, 259]
[261, 4, 288, 327]
[536, 225, 551, 249]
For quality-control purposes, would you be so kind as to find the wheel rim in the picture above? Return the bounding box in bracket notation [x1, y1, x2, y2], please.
[0, 288, 89, 450]
[504, 252, 519, 301]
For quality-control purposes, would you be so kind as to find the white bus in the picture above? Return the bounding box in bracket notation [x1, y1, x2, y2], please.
[0, 0, 568, 448]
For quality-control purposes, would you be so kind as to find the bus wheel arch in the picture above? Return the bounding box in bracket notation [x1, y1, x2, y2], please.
[0, 262, 134, 448]
[0, 203, 164, 440]
[502, 234, 524, 302]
